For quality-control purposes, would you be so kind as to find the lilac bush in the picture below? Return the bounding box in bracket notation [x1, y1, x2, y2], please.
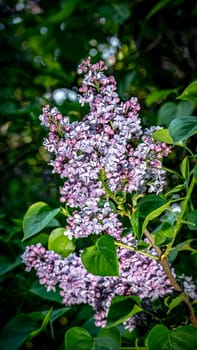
[22, 58, 197, 338]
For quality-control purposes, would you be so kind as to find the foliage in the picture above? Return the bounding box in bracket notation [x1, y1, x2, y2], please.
[1, 1, 197, 350]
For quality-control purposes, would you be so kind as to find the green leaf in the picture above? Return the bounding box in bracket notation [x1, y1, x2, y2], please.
[81, 235, 119, 276]
[142, 200, 171, 234]
[165, 184, 185, 198]
[175, 239, 197, 253]
[30, 307, 53, 338]
[48, 227, 76, 258]
[65, 326, 121, 350]
[138, 195, 167, 217]
[65, 327, 93, 350]
[50, 307, 70, 324]
[157, 100, 195, 127]
[0, 315, 38, 350]
[107, 296, 142, 328]
[166, 295, 184, 314]
[176, 100, 195, 116]
[138, 195, 171, 235]
[168, 247, 178, 264]
[95, 327, 121, 350]
[152, 129, 174, 144]
[145, 89, 177, 106]
[22, 202, 60, 241]
[46, 217, 60, 227]
[147, 325, 197, 350]
[157, 101, 177, 127]
[154, 222, 173, 246]
[169, 116, 197, 145]
[30, 280, 62, 303]
[180, 156, 190, 181]
[131, 195, 168, 238]
[177, 81, 197, 100]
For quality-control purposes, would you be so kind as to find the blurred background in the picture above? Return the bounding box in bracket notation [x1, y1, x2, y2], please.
[0, 0, 197, 349]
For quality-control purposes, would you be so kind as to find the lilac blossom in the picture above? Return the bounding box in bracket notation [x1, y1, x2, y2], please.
[22, 234, 197, 331]
[65, 200, 122, 240]
[39, 58, 171, 240]
[22, 234, 179, 331]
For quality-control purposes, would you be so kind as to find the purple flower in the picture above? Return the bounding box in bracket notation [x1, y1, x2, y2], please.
[38, 58, 171, 241]
[22, 233, 178, 330]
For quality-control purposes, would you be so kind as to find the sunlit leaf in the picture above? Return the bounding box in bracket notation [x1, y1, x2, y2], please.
[145, 89, 177, 106]
[152, 129, 173, 144]
[48, 227, 76, 258]
[177, 81, 197, 100]
[154, 222, 173, 246]
[22, 202, 60, 241]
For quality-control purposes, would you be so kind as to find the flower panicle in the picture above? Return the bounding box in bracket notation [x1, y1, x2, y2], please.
[38, 58, 171, 240]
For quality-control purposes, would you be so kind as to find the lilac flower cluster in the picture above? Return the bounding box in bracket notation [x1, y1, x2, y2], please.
[22, 234, 178, 331]
[39, 57, 171, 240]
[66, 201, 122, 240]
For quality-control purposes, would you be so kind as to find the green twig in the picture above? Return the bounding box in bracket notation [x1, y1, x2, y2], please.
[115, 241, 158, 260]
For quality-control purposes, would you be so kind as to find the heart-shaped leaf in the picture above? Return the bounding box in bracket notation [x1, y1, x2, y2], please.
[147, 324, 197, 350]
[81, 235, 119, 276]
[65, 326, 120, 350]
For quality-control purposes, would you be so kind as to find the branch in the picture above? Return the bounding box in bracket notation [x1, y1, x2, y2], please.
[143, 229, 197, 328]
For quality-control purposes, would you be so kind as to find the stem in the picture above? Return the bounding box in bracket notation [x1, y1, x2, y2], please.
[100, 167, 197, 326]
[144, 228, 197, 327]
[99, 169, 118, 203]
[144, 229, 162, 258]
[115, 241, 158, 260]
[60, 206, 70, 217]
